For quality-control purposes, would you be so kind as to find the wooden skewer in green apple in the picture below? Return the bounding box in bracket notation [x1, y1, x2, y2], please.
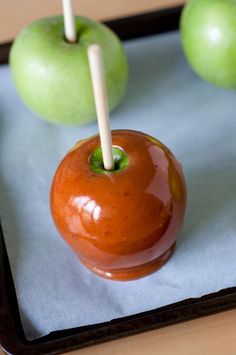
[62, 0, 77, 43]
[50, 43, 187, 281]
[10, 0, 128, 125]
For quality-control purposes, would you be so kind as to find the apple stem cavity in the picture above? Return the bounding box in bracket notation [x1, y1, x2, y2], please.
[90, 146, 129, 174]
[87, 44, 115, 171]
[62, 0, 77, 43]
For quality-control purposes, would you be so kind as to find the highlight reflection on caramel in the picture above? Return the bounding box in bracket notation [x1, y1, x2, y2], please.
[50, 130, 187, 281]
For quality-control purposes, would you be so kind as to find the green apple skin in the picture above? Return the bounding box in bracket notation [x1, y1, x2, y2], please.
[10, 16, 128, 125]
[180, 0, 236, 89]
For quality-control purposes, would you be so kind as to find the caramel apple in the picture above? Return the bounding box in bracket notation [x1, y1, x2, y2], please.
[50, 130, 186, 281]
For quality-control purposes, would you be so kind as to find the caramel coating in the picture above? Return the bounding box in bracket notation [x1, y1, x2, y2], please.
[50, 130, 186, 280]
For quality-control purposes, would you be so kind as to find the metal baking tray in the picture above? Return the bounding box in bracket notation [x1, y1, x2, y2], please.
[0, 6, 236, 354]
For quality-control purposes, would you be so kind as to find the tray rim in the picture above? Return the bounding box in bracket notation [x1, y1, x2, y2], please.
[1, 5, 236, 355]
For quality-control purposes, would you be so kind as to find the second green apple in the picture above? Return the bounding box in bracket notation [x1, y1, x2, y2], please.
[10, 16, 128, 125]
[180, 0, 236, 89]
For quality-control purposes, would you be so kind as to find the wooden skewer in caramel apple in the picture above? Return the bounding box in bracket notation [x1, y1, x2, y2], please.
[50, 44, 187, 281]
[10, 0, 128, 125]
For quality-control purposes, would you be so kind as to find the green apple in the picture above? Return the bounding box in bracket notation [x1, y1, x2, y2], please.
[180, 0, 236, 89]
[10, 16, 128, 125]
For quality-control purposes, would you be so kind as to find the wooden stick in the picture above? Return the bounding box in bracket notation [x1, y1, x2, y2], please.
[87, 44, 114, 171]
[62, 0, 76, 43]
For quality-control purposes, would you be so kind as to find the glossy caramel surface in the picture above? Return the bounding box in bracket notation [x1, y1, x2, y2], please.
[50, 130, 186, 280]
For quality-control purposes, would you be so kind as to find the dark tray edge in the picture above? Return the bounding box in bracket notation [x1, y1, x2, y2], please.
[0, 5, 182, 64]
[1, 4, 236, 355]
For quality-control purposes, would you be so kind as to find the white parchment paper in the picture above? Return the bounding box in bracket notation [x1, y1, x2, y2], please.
[0, 32, 236, 340]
